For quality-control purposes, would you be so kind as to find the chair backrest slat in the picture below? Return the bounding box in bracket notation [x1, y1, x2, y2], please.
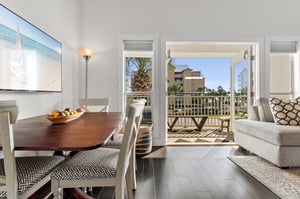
[79, 98, 111, 112]
[0, 100, 19, 198]
[116, 100, 145, 179]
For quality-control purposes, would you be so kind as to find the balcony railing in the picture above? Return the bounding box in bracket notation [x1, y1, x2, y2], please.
[168, 94, 247, 128]
[125, 93, 248, 128]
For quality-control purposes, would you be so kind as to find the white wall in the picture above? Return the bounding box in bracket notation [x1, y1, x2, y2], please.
[0, 0, 81, 119]
[79, 0, 300, 107]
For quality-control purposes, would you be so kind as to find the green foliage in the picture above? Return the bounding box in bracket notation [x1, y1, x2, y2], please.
[168, 83, 183, 93]
[196, 85, 229, 96]
[128, 57, 152, 92]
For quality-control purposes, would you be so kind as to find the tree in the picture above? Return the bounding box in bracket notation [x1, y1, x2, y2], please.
[168, 83, 183, 93]
[196, 85, 229, 96]
[127, 57, 152, 92]
[216, 86, 227, 96]
[196, 86, 207, 95]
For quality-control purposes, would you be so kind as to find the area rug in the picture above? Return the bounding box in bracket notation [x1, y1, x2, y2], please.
[228, 155, 300, 199]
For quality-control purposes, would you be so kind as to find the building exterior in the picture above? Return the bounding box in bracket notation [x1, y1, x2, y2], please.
[168, 65, 205, 93]
[237, 68, 248, 93]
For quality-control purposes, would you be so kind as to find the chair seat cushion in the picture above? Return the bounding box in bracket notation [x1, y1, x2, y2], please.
[51, 148, 119, 180]
[0, 156, 65, 195]
[103, 134, 124, 149]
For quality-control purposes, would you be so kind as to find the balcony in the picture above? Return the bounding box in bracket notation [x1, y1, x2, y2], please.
[126, 93, 248, 144]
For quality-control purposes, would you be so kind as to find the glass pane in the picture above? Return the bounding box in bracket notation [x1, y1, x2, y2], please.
[234, 59, 248, 119]
[124, 55, 153, 124]
[125, 57, 152, 92]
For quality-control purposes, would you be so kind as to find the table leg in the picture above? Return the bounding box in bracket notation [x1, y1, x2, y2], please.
[167, 117, 179, 131]
[191, 117, 208, 131]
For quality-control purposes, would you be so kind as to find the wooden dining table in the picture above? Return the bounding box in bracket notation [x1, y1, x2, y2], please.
[5, 111, 125, 199]
[11, 112, 124, 151]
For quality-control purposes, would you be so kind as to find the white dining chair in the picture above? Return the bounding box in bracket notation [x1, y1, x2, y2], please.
[51, 100, 145, 199]
[79, 97, 111, 112]
[103, 99, 146, 190]
[0, 100, 65, 199]
[78, 97, 112, 193]
[104, 99, 146, 148]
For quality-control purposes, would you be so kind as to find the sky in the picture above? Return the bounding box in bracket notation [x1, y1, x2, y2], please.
[172, 57, 247, 92]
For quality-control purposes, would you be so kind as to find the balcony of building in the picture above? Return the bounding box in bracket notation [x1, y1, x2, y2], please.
[126, 93, 248, 144]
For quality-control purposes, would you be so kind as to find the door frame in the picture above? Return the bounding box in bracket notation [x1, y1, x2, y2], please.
[230, 46, 253, 128]
[160, 36, 262, 146]
[118, 34, 265, 146]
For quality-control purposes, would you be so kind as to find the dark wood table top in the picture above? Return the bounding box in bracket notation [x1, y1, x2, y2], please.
[8, 112, 124, 151]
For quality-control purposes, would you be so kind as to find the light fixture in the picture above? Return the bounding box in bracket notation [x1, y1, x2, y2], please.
[167, 48, 171, 59]
[77, 48, 96, 97]
[243, 50, 248, 59]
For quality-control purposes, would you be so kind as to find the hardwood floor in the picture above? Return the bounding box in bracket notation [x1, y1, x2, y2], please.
[48, 146, 280, 199]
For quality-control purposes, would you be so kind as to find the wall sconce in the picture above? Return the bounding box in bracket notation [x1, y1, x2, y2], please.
[243, 50, 248, 59]
[167, 48, 171, 59]
[77, 48, 96, 97]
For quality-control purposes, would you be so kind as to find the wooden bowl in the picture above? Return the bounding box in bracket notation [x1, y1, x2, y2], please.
[46, 111, 84, 124]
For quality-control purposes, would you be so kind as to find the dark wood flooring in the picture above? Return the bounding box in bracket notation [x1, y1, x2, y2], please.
[46, 146, 280, 199]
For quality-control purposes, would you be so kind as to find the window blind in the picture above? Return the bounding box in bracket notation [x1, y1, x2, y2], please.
[123, 40, 153, 52]
[270, 41, 297, 53]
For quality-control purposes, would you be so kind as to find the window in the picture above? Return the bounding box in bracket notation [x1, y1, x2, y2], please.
[269, 41, 296, 99]
[123, 40, 153, 123]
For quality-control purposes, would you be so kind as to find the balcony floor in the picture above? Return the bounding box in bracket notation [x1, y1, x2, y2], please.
[167, 126, 234, 144]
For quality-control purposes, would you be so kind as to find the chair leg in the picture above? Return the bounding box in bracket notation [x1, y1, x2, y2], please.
[127, 158, 134, 191]
[131, 150, 137, 190]
[51, 180, 61, 199]
[115, 179, 125, 199]
[126, 169, 134, 199]
[88, 186, 93, 192]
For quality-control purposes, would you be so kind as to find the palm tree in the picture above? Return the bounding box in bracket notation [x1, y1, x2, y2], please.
[168, 83, 183, 93]
[127, 57, 152, 92]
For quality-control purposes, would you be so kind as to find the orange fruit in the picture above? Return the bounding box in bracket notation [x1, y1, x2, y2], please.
[51, 109, 60, 117]
[76, 108, 83, 112]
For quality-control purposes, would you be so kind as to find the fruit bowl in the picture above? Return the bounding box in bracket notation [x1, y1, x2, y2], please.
[46, 111, 84, 124]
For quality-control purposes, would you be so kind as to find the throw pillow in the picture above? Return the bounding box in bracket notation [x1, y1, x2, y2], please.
[256, 98, 274, 122]
[248, 106, 260, 121]
[269, 97, 300, 125]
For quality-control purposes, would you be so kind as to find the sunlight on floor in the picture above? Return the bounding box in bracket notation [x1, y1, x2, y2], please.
[167, 127, 234, 144]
